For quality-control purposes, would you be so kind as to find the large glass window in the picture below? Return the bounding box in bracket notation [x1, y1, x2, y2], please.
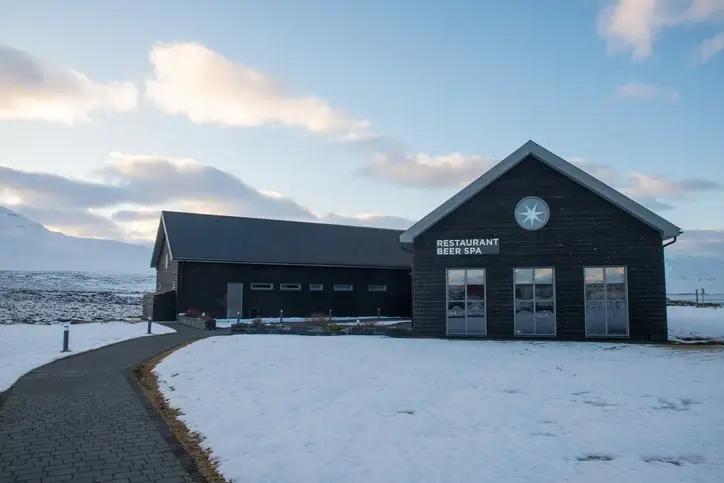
[584, 267, 628, 337]
[446, 269, 486, 336]
[514, 268, 556, 336]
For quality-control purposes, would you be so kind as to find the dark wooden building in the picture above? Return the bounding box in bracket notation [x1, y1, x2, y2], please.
[399, 140, 683, 341]
[149, 212, 412, 321]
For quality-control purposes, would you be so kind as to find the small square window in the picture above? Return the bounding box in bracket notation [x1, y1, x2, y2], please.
[251, 283, 273, 291]
[309, 283, 324, 291]
[334, 284, 354, 292]
[280, 283, 301, 291]
[368, 284, 387, 292]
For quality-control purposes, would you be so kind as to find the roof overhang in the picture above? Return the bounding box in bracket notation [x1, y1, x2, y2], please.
[399, 140, 684, 244]
[149, 212, 173, 268]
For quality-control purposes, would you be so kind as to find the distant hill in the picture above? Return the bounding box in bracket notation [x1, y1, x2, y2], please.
[665, 255, 724, 295]
[0, 206, 152, 274]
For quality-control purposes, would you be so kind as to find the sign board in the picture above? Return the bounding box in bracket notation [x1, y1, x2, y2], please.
[436, 238, 499, 255]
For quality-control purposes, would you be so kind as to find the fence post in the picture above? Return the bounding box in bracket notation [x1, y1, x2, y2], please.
[61, 324, 70, 352]
[280, 309, 284, 323]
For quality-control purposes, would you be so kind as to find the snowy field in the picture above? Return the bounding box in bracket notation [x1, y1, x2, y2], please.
[0, 270, 155, 324]
[668, 306, 724, 342]
[155, 335, 724, 483]
[0, 321, 175, 392]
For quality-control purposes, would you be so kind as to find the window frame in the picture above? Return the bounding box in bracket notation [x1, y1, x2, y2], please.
[368, 284, 387, 292]
[513, 267, 557, 337]
[280, 283, 302, 291]
[250, 282, 274, 291]
[583, 266, 630, 338]
[309, 283, 324, 291]
[445, 268, 487, 337]
[333, 284, 354, 292]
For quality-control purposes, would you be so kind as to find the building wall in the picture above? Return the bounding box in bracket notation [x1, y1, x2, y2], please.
[155, 236, 179, 292]
[177, 262, 412, 319]
[411, 155, 668, 341]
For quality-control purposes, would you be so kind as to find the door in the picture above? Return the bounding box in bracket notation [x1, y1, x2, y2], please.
[226, 282, 243, 319]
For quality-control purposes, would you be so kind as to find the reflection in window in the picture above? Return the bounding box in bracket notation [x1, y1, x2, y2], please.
[584, 267, 628, 337]
[514, 268, 556, 336]
[446, 269, 486, 335]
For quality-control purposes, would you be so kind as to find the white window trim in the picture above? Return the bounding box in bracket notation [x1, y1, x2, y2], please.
[445, 268, 487, 337]
[512, 268, 556, 337]
[251, 283, 274, 291]
[280, 283, 302, 291]
[164, 251, 169, 270]
[368, 284, 387, 292]
[583, 266, 630, 338]
[334, 284, 354, 292]
[309, 283, 324, 291]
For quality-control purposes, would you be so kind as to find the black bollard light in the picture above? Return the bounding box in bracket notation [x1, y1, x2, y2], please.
[147, 319, 152, 334]
[61, 324, 70, 352]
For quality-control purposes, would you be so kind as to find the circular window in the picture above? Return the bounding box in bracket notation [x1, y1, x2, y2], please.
[514, 196, 550, 231]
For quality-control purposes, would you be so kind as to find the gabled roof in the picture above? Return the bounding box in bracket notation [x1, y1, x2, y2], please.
[150, 211, 411, 269]
[399, 140, 683, 244]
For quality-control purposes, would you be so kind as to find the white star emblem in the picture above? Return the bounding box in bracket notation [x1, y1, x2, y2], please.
[518, 203, 543, 228]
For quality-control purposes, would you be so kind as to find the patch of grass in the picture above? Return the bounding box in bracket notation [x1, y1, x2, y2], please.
[133, 341, 230, 483]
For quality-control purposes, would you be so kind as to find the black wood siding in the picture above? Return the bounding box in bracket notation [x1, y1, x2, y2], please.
[412, 155, 667, 341]
[177, 262, 412, 320]
[155, 237, 179, 292]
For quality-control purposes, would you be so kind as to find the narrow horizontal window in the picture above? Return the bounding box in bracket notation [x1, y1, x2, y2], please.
[309, 283, 324, 291]
[280, 283, 301, 291]
[251, 283, 274, 291]
[368, 284, 387, 292]
[334, 284, 354, 292]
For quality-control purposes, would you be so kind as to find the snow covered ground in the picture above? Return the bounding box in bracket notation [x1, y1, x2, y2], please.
[0, 321, 175, 392]
[0, 271, 156, 324]
[155, 335, 724, 483]
[667, 306, 724, 342]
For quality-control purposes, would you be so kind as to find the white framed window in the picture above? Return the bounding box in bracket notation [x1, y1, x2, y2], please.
[584, 267, 629, 338]
[446, 268, 486, 336]
[251, 283, 274, 291]
[309, 283, 324, 291]
[368, 284, 387, 292]
[280, 283, 301, 291]
[164, 251, 169, 270]
[513, 268, 556, 337]
[334, 284, 354, 292]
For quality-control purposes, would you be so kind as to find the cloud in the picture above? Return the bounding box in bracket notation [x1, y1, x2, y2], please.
[0, 44, 138, 124]
[144, 42, 372, 140]
[598, 0, 724, 60]
[667, 228, 724, 255]
[617, 81, 679, 101]
[698, 31, 724, 60]
[357, 150, 722, 213]
[0, 153, 413, 241]
[357, 152, 498, 190]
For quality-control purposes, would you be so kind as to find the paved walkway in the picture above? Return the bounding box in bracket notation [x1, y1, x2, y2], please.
[0, 323, 226, 483]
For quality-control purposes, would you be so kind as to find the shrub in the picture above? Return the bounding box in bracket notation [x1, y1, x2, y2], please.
[323, 323, 344, 334]
[251, 317, 265, 326]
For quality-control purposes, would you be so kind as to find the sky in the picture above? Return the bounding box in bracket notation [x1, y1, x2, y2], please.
[0, 0, 722, 255]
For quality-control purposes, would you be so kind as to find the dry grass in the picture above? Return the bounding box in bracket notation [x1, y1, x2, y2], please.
[133, 340, 230, 483]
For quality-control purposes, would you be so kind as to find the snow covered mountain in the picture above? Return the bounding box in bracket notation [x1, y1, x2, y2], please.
[665, 255, 724, 295]
[0, 206, 152, 274]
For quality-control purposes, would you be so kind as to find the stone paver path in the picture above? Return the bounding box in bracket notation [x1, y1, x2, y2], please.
[0, 324, 225, 483]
